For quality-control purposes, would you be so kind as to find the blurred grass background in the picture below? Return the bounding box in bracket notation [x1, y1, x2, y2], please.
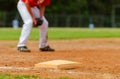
[0, 28, 120, 40]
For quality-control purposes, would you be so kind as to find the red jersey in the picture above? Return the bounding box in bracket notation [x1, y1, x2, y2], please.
[22, 0, 50, 7]
[41, 0, 50, 6]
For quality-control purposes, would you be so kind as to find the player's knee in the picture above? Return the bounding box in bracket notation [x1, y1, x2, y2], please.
[25, 19, 33, 26]
[44, 20, 48, 26]
[39, 19, 48, 29]
[43, 20, 48, 28]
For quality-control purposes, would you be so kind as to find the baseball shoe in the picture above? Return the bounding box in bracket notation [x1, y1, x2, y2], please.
[18, 46, 31, 52]
[40, 45, 55, 51]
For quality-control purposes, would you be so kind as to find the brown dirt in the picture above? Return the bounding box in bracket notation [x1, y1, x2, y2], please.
[0, 38, 120, 79]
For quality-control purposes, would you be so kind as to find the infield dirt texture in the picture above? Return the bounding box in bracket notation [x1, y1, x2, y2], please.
[0, 38, 120, 79]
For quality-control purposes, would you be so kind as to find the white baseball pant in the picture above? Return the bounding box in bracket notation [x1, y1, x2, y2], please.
[17, 0, 48, 48]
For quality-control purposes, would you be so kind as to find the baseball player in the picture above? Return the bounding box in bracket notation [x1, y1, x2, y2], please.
[17, 0, 54, 52]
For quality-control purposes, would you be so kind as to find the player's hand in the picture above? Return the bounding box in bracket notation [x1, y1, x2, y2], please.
[33, 18, 37, 26]
[35, 18, 43, 26]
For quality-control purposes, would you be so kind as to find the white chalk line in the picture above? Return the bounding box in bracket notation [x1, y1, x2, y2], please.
[49, 70, 120, 79]
[0, 66, 35, 71]
[50, 69, 105, 75]
[0, 66, 119, 78]
[0, 66, 100, 75]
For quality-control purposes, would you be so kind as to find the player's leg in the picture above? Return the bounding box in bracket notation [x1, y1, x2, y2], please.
[39, 17, 48, 48]
[39, 18, 54, 51]
[17, 0, 33, 52]
[32, 7, 54, 51]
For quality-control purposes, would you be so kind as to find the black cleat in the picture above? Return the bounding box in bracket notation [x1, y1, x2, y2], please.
[18, 46, 31, 52]
[40, 45, 55, 51]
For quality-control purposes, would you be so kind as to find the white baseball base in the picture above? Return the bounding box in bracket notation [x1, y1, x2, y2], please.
[34, 60, 81, 70]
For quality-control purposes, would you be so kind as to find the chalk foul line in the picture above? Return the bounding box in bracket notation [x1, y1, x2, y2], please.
[0, 66, 119, 78]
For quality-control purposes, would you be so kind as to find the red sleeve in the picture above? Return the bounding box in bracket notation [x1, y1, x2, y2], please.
[41, 0, 50, 6]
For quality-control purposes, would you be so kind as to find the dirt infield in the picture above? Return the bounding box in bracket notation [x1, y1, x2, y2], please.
[0, 38, 120, 79]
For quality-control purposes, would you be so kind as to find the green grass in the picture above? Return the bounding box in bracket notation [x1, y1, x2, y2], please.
[0, 73, 74, 79]
[1, 27, 120, 40]
[0, 74, 40, 79]
[49, 28, 120, 39]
